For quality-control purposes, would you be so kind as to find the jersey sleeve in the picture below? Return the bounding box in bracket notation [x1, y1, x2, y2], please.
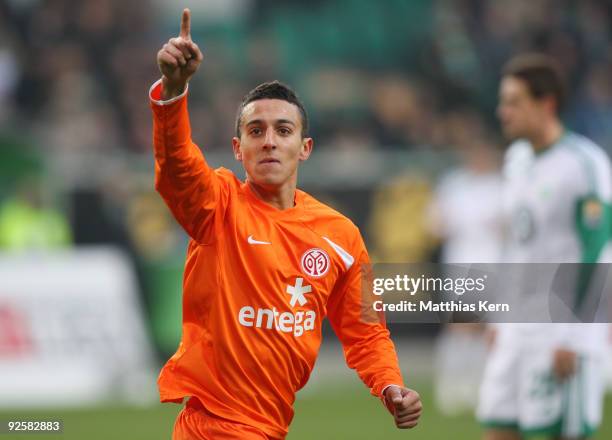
[566, 136, 612, 263]
[326, 231, 404, 398]
[575, 197, 612, 263]
[150, 79, 229, 244]
[571, 143, 612, 313]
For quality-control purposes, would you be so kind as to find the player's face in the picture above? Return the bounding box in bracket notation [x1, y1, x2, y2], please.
[233, 99, 313, 189]
[497, 76, 544, 140]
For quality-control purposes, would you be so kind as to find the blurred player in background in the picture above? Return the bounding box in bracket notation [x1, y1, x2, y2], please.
[150, 9, 421, 440]
[428, 114, 503, 415]
[477, 54, 612, 440]
[429, 112, 503, 266]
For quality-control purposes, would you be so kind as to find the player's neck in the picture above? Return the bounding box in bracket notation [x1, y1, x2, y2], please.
[529, 120, 564, 152]
[247, 179, 297, 210]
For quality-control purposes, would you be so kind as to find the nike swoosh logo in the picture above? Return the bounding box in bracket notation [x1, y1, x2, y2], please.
[247, 235, 271, 245]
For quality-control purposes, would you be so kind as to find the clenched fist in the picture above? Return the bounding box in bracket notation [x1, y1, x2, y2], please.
[157, 8, 203, 99]
[383, 385, 422, 429]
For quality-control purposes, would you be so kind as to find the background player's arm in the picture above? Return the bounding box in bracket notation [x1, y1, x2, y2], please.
[326, 235, 421, 428]
[554, 195, 612, 380]
[151, 10, 227, 244]
[554, 159, 612, 380]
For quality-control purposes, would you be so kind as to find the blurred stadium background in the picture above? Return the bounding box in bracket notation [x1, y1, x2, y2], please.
[0, 0, 611, 438]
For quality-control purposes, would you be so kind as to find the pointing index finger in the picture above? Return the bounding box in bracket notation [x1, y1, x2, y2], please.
[180, 8, 191, 40]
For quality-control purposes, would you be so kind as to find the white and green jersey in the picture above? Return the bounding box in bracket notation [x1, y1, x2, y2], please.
[478, 132, 611, 436]
[503, 131, 611, 264]
[500, 131, 612, 353]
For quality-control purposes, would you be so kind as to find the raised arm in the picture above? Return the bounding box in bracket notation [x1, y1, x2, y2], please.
[151, 9, 227, 244]
[157, 9, 203, 98]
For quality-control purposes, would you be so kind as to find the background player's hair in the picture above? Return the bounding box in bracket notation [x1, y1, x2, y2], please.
[502, 53, 567, 113]
[235, 80, 309, 138]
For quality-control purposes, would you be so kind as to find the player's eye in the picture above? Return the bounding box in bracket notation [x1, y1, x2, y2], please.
[278, 127, 292, 136]
[249, 127, 262, 136]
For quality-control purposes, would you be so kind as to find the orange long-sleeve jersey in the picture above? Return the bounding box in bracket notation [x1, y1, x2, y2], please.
[150, 80, 404, 439]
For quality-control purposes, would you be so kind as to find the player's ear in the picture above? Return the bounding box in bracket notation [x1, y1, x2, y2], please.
[299, 137, 313, 162]
[232, 137, 243, 161]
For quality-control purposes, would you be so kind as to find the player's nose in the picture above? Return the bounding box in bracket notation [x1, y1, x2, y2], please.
[262, 128, 277, 150]
[496, 104, 511, 122]
[496, 104, 504, 120]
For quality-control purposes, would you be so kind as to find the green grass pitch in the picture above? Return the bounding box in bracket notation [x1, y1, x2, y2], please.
[1, 382, 610, 439]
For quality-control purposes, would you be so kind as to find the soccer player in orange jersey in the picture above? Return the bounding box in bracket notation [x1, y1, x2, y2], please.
[151, 9, 422, 440]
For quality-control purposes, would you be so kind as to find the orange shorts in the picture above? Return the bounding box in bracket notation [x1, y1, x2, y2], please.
[172, 398, 279, 440]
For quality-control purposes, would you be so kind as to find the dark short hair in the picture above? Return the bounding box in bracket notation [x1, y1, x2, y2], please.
[502, 53, 567, 113]
[235, 80, 309, 138]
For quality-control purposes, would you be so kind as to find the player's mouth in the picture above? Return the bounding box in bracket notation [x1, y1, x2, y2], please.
[259, 158, 281, 165]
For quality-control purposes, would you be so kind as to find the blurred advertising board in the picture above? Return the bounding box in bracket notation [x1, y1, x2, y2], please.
[0, 247, 157, 407]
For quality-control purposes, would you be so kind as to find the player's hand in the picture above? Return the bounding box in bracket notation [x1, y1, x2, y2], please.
[383, 385, 422, 429]
[552, 348, 577, 381]
[157, 8, 203, 99]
